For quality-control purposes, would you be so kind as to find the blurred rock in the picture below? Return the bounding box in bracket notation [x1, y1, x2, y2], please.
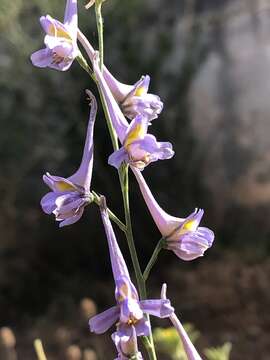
[0, 327, 17, 360]
[65, 345, 82, 360]
[190, 0, 270, 212]
[83, 348, 97, 360]
[55, 326, 72, 346]
[80, 298, 97, 320]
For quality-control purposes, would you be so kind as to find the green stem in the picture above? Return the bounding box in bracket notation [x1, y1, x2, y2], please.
[120, 166, 157, 360]
[76, 52, 94, 79]
[92, 191, 126, 232]
[120, 165, 146, 296]
[143, 237, 166, 281]
[95, 1, 104, 70]
[93, 3, 157, 359]
[94, 1, 119, 151]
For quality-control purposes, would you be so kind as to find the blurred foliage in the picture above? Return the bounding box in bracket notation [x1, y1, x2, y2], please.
[204, 342, 232, 360]
[153, 325, 231, 360]
[153, 324, 200, 360]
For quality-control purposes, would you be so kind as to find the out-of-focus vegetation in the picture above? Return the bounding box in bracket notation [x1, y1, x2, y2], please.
[1, 0, 270, 358]
[153, 325, 231, 360]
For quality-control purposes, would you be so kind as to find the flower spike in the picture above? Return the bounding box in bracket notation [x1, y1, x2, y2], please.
[31, 0, 78, 71]
[133, 169, 214, 260]
[89, 197, 174, 356]
[40, 90, 97, 227]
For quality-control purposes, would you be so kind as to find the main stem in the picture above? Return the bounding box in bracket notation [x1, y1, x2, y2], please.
[94, 4, 157, 359]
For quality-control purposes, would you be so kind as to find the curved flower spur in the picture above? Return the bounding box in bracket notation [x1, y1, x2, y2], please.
[31, 0, 79, 71]
[77, 31, 163, 122]
[133, 169, 214, 261]
[89, 197, 174, 357]
[40, 90, 97, 227]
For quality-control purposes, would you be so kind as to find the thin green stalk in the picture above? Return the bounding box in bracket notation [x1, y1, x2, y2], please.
[93, 3, 157, 359]
[120, 165, 146, 297]
[95, 1, 104, 69]
[92, 191, 126, 232]
[120, 166, 157, 360]
[143, 237, 166, 281]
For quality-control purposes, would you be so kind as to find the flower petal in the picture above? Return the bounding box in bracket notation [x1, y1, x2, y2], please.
[108, 147, 128, 169]
[31, 48, 53, 68]
[139, 299, 174, 318]
[89, 306, 120, 334]
[40, 192, 58, 214]
[59, 207, 84, 227]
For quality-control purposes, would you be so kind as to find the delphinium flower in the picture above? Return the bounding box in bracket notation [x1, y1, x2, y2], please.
[133, 169, 214, 260]
[77, 33, 163, 121]
[161, 284, 202, 360]
[92, 53, 174, 170]
[40, 90, 96, 227]
[108, 114, 174, 170]
[31, 0, 78, 71]
[113, 327, 143, 360]
[89, 197, 174, 356]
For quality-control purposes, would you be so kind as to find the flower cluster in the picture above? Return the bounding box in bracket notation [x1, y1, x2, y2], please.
[31, 1, 215, 359]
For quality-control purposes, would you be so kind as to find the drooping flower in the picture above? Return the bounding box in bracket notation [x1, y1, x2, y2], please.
[89, 197, 174, 348]
[105, 72, 164, 122]
[161, 284, 202, 360]
[133, 169, 214, 260]
[113, 327, 143, 360]
[40, 90, 96, 227]
[31, 0, 78, 71]
[108, 114, 174, 170]
[77, 34, 163, 121]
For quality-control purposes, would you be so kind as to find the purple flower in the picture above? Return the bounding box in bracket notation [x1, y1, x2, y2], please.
[89, 197, 174, 346]
[105, 72, 163, 122]
[108, 115, 174, 170]
[161, 284, 203, 360]
[77, 34, 163, 121]
[133, 169, 214, 261]
[40, 90, 96, 227]
[113, 327, 143, 360]
[31, 0, 78, 71]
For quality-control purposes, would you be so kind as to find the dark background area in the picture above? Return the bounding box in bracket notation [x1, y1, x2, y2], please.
[1, 0, 270, 359]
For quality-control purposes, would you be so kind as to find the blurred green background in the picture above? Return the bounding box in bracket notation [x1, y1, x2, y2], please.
[1, 0, 270, 359]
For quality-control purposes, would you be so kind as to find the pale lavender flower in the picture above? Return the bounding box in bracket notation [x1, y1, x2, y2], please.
[40, 91, 96, 227]
[77, 34, 163, 121]
[161, 284, 202, 360]
[133, 169, 214, 261]
[105, 72, 163, 122]
[113, 327, 143, 360]
[31, 0, 78, 71]
[89, 197, 174, 345]
[108, 114, 174, 170]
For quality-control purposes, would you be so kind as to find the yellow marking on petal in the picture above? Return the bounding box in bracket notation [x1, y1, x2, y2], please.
[134, 86, 147, 97]
[119, 283, 129, 298]
[56, 181, 76, 192]
[124, 124, 145, 148]
[183, 220, 197, 232]
[48, 24, 72, 40]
